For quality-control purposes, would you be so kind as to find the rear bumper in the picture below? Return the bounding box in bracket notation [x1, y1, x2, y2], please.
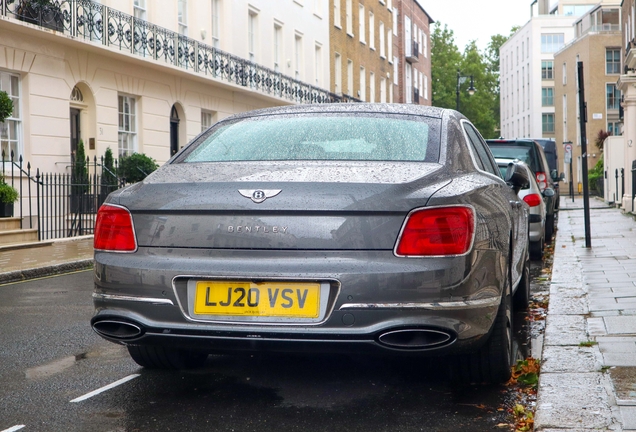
[93, 247, 505, 356]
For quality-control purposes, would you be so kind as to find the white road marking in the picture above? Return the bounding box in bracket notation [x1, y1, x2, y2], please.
[1, 426, 26, 432]
[70, 374, 141, 403]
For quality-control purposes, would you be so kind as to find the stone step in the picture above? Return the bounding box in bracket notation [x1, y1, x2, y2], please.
[0, 228, 39, 246]
[0, 217, 22, 231]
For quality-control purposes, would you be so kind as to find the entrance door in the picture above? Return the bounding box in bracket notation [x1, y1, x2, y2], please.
[70, 108, 81, 157]
[170, 105, 179, 156]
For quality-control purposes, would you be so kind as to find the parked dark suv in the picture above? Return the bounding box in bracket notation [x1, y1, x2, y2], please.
[531, 138, 561, 209]
[486, 139, 558, 240]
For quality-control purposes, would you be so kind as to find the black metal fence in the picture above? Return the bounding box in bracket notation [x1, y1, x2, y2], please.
[2, 151, 125, 240]
[0, 0, 360, 105]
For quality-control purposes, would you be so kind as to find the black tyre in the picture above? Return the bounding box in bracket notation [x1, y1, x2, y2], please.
[513, 256, 530, 310]
[127, 345, 208, 369]
[529, 237, 544, 261]
[450, 274, 513, 384]
[545, 213, 555, 241]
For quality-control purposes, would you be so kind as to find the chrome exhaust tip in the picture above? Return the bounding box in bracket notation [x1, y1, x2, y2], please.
[378, 329, 454, 349]
[93, 320, 143, 340]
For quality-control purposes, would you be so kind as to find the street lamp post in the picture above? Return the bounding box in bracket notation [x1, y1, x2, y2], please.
[456, 70, 476, 112]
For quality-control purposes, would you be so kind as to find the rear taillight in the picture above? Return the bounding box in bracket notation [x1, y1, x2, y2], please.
[523, 193, 542, 207]
[395, 206, 475, 256]
[94, 204, 137, 252]
[535, 172, 547, 191]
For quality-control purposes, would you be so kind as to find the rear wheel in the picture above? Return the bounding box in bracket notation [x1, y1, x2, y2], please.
[529, 237, 544, 260]
[545, 213, 555, 241]
[127, 345, 208, 369]
[450, 272, 513, 384]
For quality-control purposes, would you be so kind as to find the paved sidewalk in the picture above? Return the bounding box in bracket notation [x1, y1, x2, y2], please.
[535, 196, 636, 431]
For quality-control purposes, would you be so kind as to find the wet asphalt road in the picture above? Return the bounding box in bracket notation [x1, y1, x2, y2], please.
[0, 265, 549, 432]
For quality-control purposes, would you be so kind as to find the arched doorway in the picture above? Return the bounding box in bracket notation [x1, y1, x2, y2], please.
[170, 105, 179, 157]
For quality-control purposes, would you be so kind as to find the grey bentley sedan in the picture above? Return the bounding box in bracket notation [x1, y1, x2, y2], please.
[92, 104, 530, 384]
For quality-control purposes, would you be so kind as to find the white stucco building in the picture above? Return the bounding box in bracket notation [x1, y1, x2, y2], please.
[0, 0, 332, 175]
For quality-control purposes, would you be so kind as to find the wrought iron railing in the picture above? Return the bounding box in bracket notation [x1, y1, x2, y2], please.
[2, 150, 125, 240]
[0, 0, 360, 104]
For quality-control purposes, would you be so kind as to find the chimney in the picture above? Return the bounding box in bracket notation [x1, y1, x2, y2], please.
[538, 0, 550, 15]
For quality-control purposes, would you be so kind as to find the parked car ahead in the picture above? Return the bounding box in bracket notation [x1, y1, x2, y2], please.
[92, 104, 530, 384]
[530, 138, 561, 209]
[486, 138, 557, 240]
[496, 158, 546, 260]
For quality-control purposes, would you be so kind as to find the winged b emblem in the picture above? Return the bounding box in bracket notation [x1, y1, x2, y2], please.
[238, 189, 282, 203]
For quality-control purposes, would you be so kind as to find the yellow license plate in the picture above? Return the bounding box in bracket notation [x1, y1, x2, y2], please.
[193, 281, 321, 318]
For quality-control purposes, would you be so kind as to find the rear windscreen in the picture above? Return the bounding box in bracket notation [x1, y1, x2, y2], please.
[488, 145, 537, 171]
[180, 114, 441, 163]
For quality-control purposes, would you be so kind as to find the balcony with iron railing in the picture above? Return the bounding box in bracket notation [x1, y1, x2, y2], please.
[0, 0, 359, 104]
[405, 40, 419, 63]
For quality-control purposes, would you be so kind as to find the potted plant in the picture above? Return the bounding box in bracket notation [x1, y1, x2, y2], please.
[70, 140, 91, 212]
[99, 147, 119, 205]
[0, 176, 19, 218]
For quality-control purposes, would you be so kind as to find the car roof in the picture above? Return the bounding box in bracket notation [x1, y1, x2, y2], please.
[217, 103, 449, 123]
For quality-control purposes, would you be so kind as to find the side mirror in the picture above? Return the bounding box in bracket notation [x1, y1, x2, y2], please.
[550, 169, 559, 181]
[543, 188, 556, 198]
[505, 161, 530, 195]
[559, 172, 565, 181]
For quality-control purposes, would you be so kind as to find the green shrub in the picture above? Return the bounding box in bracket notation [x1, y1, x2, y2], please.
[72, 140, 89, 195]
[0, 91, 13, 123]
[588, 157, 604, 193]
[0, 181, 18, 203]
[119, 153, 158, 183]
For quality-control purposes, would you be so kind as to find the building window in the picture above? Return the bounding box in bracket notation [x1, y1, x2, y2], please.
[134, 0, 147, 20]
[606, 48, 621, 74]
[359, 4, 366, 43]
[369, 72, 375, 102]
[423, 74, 428, 100]
[315, 44, 322, 86]
[273, 23, 282, 72]
[393, 57, 398, 85]
[347, 59, 353, 95]
[405, 63, 412, 103]
[118, 95, 137, 157]
[369, 12, 375, 49]
[178, 0, 187, 35]
[608, 121, 622, 136]
[359, 66, 366, 100]
[392, 7, 397, 36]
[542, 113, 555, 133]
[248, 10, 257, 61]
[346, 0, 353, 35]
[607, 83, 620, 109]
[562, 62, 567, 84]
[541, 33, 564, 53]
[335, 53, 342, 94]
[314, 0, 321, 15]
[387, 31, 392, 59]
[541, 61, 554, 80]
[334, 0, 341, 28]
[211, 0, 220, 48]
[201, 110, 216, 132]
[295, 34, 303, 79]
[0, 72, 20, 158]
[422, 32, 428, 57]
[542, 87, 554, 106]
[379, 21, 385, 57]
[380, 77, 386, 102]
